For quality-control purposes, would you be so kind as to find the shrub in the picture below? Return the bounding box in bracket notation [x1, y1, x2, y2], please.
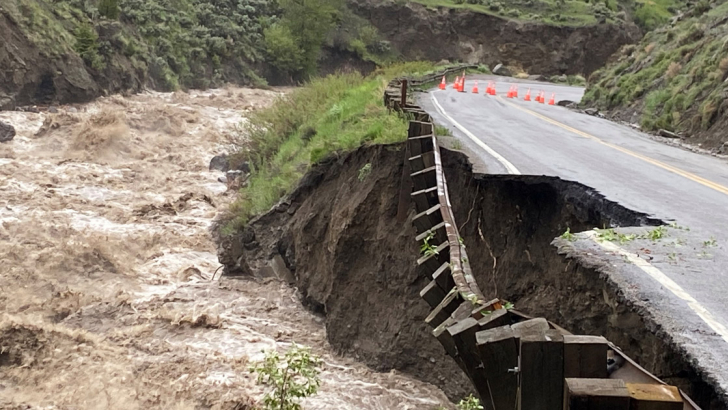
[98, 0, 120, 20]
[666, 61, 682, 78]
[74, 24, 105, 70]
[251, 345, 322, 410]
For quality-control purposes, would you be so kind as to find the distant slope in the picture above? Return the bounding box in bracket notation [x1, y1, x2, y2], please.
[348, 0, 641, 75]
[582, 0, 728, 150]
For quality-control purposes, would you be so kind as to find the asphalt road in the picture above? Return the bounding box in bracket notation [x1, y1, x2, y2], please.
[418, 74, 728, 402]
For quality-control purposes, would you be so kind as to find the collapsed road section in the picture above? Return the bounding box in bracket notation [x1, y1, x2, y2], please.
[218, 71, 722, 409]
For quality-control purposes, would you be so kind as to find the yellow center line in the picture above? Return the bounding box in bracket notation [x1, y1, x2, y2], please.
[500, 97, 728, 197]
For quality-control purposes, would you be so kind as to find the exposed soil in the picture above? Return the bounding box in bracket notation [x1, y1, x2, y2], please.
[220, 142, 723, 408]
[0, 89, 452, 409]
[348, 0, 641, 76]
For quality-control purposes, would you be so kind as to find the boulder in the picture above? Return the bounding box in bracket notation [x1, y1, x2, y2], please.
[209, 154, 229, 172]
[557, 100, 576, 107]
[0, 94, 15, 111]
[0, 121, 15, 142]
[493, 64, 512, 77]
[584, 108, 599, 116]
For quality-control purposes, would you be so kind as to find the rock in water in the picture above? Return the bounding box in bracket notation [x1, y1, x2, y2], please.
[493, 64, 512, 77]
[0, 121, 15, 142]
[209, 154, 229, 172]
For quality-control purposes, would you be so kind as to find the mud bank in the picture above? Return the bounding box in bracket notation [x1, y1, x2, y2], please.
[220, 142, 721, 407]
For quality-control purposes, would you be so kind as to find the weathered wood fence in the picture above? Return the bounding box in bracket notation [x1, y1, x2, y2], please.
[384, 67, 700, 410]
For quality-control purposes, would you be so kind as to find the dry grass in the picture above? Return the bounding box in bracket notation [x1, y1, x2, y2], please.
[666, 61, 682, 78]
[645, 42, 657, 54]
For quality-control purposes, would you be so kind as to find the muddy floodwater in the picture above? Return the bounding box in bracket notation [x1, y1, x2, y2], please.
[0, 88, 452, 409]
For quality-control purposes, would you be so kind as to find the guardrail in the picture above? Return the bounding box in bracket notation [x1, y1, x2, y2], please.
[384, 68, 700, 410]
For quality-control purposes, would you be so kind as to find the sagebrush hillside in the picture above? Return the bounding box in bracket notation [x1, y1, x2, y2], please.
[582, 0, 728, 150]
[0, 0, 390, 106]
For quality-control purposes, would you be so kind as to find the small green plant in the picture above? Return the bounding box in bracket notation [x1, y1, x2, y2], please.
[457, 395, 484, 410]
[421, 232, 439, 257]
[251, 344, 322, 410]
[703, 237, 717, 247]
[595, 227, 638, 244]
[668, 252, 677, 261]
[435, 125, 452, 136]
[452, 139, 463, 150]
[641, 226, 668, 241]
[503, 301, 514, 310]
[560, 228, 576, 242]
[358, 163, 372, 181]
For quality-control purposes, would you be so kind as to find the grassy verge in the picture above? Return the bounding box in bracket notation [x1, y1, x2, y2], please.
[224, 62, 442, 232]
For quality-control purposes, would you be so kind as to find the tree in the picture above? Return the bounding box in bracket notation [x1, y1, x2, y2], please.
[264, 24, 304, 76]
[98, 0, 120, 19]
[266, 0, 344, 77]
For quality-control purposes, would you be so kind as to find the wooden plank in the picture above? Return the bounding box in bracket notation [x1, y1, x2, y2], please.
[425, 287, 460, 328]
[416, 241, 449, 272]
[477, 308, 512, 330]
[564, 378, 630, 410]
[626, 384, 683, 410]
[420, 280, 446, 309]
[415, 221, 445, 241]
[431, 261, 454, 292]
[511, 317, 550, 337]
[518, 329, 564, 410]
[476, 325, 518, 410]
[411, 166, 437, 192]
[447, 318, 493, 407]
[409, 154, 425, 173]
[412, 203, 442, 233]
[563, 335, 608, 379]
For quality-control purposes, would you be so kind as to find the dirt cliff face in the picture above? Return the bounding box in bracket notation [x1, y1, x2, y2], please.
[349, 0, 641, 75]
[0, 13, 98, 108]
[219, 143, 721, 407]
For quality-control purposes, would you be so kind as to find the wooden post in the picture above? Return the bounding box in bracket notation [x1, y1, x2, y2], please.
[447, 317, 494, 409]
[477, 325, 519, 410]
[563, 335, 608, 378]
[518, 329, 564, 410]
[564, 378, 631, 410]
[401, 79, 408, 108]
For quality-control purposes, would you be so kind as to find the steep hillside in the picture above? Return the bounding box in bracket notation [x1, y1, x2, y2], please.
[348, 0, 641, 75]
[0, 0, 272, 107]
[582, 0, 728, 150]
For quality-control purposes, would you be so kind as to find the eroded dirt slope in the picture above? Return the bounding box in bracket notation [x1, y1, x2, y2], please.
[0, 89, 452, 409]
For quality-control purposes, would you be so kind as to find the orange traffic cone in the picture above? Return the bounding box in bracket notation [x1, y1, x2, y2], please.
[507, 86, 514, 98]
[490, 82, 496, 95]
[471, 80, 479, 93]
[548, 93, 555, 105]
[524, 88, 531, 101]
[459, 76, 465, 92]
[538, 91, 545, 104]
[452, 76, 459, 90]
[514, 86, 519, 98]
[439, 75, 447, 90]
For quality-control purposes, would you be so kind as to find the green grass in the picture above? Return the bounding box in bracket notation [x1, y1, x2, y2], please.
[225, 62, 439, 230]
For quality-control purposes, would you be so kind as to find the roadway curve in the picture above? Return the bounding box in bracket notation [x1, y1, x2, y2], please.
[418, 74, 728, 404]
